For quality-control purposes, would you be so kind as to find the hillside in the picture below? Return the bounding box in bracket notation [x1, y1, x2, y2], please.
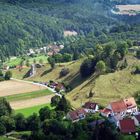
[0, 0, 115, 60]
[11, 55, 140, 107]
[67, 55, 140, 107]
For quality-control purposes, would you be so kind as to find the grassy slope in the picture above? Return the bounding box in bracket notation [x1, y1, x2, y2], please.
[11, 55, 140, 108]
[11, 59, 82, 83]
[67, 55, 140, 107]
[5, 89, 52, 102]
[15, 103, 52, 117]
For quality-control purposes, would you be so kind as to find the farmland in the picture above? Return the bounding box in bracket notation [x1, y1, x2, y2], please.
[0, 79, 54, 111]
[115, 5, 140, 15]
[0, 80, 46, 97]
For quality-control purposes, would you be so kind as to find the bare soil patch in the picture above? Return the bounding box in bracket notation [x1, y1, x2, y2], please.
[10, 95, 54, 109]
[0, 80, 46, 97]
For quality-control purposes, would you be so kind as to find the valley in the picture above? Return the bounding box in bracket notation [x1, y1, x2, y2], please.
[0, 0, 140, 140]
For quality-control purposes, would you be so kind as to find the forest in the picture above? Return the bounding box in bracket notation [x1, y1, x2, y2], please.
[0, 0, 140, 62]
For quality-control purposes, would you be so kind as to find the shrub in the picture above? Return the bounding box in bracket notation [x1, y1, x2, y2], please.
[60, 68, 70, 77]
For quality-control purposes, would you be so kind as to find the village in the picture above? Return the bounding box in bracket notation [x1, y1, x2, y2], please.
[66, 97, 140, 137]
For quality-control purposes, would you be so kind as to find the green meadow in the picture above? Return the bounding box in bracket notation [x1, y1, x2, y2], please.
[15, 103, 52, 117]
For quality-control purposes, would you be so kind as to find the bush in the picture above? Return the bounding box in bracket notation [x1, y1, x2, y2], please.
[60, 68, 70, 77]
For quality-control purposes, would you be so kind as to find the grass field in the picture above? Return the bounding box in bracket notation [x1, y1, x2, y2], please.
[15, 103, 52, 117]
[4, 54, 48, 67]
[5, 89, 52, 102]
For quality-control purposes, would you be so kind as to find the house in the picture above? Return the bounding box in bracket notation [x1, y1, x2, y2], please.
[119, 119, 136, 134]
[101, 97, 137, 118]
[132, 114, 140, 126]
[100, 108, 112, 117]
[106, 100, 127, 117]
[83, 102, 99, 113]
[67, 108, 86, 122]
[124, 97, 138, 114]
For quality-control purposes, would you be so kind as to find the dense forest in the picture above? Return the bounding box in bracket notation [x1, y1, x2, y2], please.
[0, 0, 140, 61]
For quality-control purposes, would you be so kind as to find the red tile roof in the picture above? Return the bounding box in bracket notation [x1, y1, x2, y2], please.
[83, 102, 97, 110]
[111, 100, 127, 113]
[69, 108, 86, 121]
[100, 108, 112, 114]
[119, 119, 136, 133]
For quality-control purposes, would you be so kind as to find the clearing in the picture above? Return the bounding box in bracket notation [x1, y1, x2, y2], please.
[0, 80, 46, 97]
[115, 5, 140, 15]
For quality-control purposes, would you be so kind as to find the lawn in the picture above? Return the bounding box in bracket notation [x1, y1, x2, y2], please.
[6, 89, 52, 102]
[4, 54, 48, 67]
[15, 103, 52, 117]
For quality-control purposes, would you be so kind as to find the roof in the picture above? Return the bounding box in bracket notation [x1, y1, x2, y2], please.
[83, 102, 97, 110]
[123, 97, 137, 109]
[111, 100, 127, 113]
[68, 108, 86, 121]
[135, 114, 140, 122]
[119, 119, 136, 133]
[100, 108, 112, 114]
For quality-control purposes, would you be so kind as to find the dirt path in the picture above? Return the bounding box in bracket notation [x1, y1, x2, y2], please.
[10, 94, 54, 110]
[0, 80, 46, 97]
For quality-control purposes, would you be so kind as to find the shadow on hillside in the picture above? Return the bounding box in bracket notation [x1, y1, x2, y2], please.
[23, 69, 31, 79]
[80, 74, 99, 90]
[64, 72, 88, 89]
[41, 69, 52, 77]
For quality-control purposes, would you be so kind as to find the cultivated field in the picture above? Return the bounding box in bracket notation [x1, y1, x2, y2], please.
[116, 5, 140, 15]
[0, 80, 46, 97]
[11, 95, 53, 110]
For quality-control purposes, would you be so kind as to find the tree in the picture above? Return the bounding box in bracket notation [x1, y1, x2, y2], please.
[0, 98, 12, 117]
[27, 113, 40, 131]
[26, 60, 30, 67]
[0, 116, 15, 132]
[116, 41, 128, 59]
[0, 70, 3, 77]
[39, 106, 52, 121]
[136, 50, 140, 59]
[56, 96, 71, 113]
[80, 58, 94, 78]
[4, 71, 12, 80]
[51, 95, 61, 107]
[96, 60, 106, 74]
[0, 122, 6, 135]
[63, 53, 72, 62]
[48, 57, 55, 69]
[14, 113, 27, 131]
